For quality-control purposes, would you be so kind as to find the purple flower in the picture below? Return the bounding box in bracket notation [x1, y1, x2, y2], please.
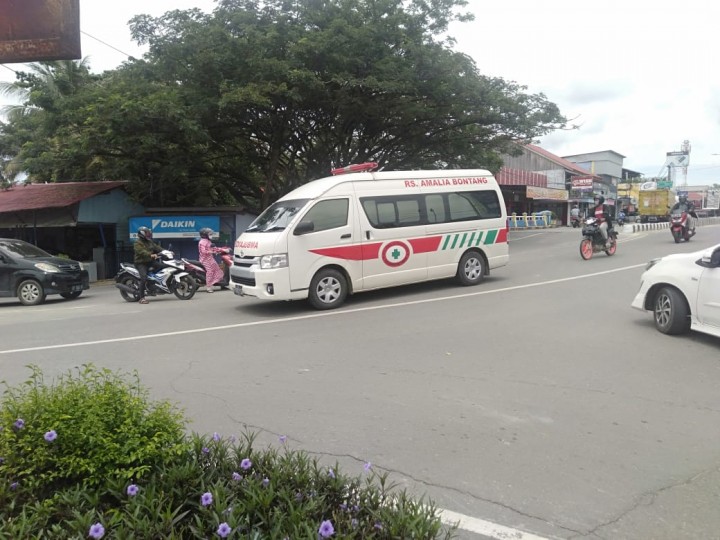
[44, 430, 57, 442]
[202, 447, 210, 454]
[279, 435, 287, 444]
[339, 503, 347, 511]
[374, 521, 383, 530]
[10, 482, 18, 490]
[0, 457, 4, 464]
[240, 458, 252, 470]
[201, 492, 213, 506]
[88, 522, 105, 539]
[328, 468, 335, 479]
[217, 522, 232, 538]
[231, 472, 242, 481]
[364, 462, 372, 472]
[351, 518, 358, 528]
[229, 435, 237, 443]
[262, 477, 270, 488]
[126, 484, 139, 496]
[318, 520, 335, 538]
[213, 432, 221, 441]
[13, 418, 24, 430]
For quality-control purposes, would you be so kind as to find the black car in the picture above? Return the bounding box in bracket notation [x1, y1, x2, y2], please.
[0, 238, 90, 306]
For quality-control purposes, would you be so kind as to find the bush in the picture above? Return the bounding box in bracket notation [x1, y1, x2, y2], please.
[0, 366, 455, 539]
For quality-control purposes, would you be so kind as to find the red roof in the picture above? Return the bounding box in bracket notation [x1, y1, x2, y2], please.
[0, 181, 127, 213]
[526, 144, 597, 177]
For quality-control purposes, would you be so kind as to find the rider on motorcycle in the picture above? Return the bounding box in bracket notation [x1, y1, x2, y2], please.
[570, 204, 581, 226]
[591, 195, 613, 247]
[134, 226, 163, 304]
[670, 194, 698, 232]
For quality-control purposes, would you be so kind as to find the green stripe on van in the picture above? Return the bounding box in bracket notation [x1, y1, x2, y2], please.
[484, 229, 498, 244]
[474, 231, 484, 246]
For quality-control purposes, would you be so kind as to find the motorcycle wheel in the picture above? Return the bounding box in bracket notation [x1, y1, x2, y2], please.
[173, 275, 197, 300]
[673, 230, 681, 243]
[119, 276, 139, 302]
[579, 238, 593, 260]
[683, 229, 691, 242]
[605, 238, 617, 256]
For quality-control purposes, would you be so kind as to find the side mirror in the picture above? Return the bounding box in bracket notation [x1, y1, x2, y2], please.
[696, 247, 720, 268]
[294, 221, 315, 236]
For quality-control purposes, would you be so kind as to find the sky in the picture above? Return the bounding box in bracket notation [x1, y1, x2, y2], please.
[2, 0, 719, 185]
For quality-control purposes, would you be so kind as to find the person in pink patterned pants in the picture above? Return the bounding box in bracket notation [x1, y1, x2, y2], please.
[198, 228, 224, 293]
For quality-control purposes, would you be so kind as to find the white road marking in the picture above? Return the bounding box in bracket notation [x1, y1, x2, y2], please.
[0, 263, 645, 355]
[439, 508, 553, 539]
[508, 232, 544, 241]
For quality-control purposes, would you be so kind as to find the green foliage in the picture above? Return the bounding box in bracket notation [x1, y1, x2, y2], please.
[0, 0, 567, 211]
[0, 366, 455, 538]
[0, 365, 188, 497]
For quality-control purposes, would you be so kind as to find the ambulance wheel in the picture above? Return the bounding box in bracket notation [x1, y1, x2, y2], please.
[456, 250, 485, 286]
[308, 268, 347, 310]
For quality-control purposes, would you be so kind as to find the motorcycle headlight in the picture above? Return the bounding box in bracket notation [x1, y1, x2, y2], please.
[645, 258, 662, 271]
[35, 262, 60, 273]
[260, 253, 288, 269]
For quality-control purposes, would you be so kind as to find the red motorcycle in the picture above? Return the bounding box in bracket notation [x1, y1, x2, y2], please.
[670, 212, 695, 243]
[182, 247, 233, 289]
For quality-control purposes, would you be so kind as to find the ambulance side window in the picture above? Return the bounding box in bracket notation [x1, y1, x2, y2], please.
[425, 194, 446, 223]
[301, 199, 349, 232]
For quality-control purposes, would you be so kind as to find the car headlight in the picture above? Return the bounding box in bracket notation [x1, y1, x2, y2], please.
[35, 262, 60, 273]
[645, 258, 662, 271]
[260, 253, 288, 269]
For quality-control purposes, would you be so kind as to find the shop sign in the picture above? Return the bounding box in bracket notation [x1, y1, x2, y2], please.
[129, 215, 220, 239]
[571, 176, 593, 190]
[526, 186, 568, 201]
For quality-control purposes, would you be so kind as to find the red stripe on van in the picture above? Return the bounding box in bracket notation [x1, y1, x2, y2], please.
[408, 236, 443, 253]
[496, 227, 508, 243]
[309, 242, 382, 261]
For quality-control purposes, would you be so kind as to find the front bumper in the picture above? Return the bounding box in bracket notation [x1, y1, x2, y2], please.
[40, 271, 90, 294]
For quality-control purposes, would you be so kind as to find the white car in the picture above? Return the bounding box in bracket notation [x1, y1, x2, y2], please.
[631, 243, 720, 337]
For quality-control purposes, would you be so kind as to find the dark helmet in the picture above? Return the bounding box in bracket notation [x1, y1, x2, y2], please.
[199, 227, 214, 239]
[137, 226, 152, 240]
[678, 194, 688, 203]
[595, 195, 605, 205]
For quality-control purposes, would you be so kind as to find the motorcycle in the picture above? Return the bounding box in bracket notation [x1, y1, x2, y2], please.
[616, 214, 625, 227]
[115, 250, 197, 301]
[570, 215, 581, 228]
[670, 211, 695, 243]
[579, 217, 618, 260]
[182, 246, 233, 289]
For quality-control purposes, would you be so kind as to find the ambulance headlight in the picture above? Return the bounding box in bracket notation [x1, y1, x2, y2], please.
[260, 253, 288, 269]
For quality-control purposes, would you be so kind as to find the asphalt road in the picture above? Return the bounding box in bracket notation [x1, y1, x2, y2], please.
[2, 224, 720, 539]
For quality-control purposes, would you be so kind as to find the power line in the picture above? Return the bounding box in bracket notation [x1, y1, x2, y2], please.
[81, 31, 135, 61]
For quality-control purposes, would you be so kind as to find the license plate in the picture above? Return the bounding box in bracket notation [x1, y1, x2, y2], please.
[234, 284, 243, 296]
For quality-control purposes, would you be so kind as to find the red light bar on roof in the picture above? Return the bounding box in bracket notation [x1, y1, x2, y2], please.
[330, 162, 378, 175]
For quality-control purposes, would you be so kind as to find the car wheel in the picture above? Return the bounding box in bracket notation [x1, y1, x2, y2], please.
[17, 279, 47, 306]
[60, 291, 82, 300]
[308, 268, 347, 310]
[456, 250, 485, 286]
[653, 286, 691, 335]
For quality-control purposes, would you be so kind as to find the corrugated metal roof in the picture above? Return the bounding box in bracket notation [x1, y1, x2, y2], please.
[0, 181, 127, 213]
[526, 144, 597, 177]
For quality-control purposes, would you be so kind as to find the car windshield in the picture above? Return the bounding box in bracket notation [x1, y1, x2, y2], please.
[244, 199, 311, 232]
[0, 240, 51, 258]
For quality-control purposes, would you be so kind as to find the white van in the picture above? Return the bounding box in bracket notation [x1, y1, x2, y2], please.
[231, 163, 509, 309]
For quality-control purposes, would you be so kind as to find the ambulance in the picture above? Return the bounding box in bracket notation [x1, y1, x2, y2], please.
[231, 163, 509, 309]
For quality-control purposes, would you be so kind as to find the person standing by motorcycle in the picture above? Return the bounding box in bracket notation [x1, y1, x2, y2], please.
[198, 228, 224, 293]
[591, 195, 613, 247]
[134, 226, 163, 305]
[570, 204, 580, 226]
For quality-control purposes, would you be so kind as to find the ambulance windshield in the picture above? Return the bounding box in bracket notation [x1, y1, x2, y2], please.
[245, 199, 311, 232]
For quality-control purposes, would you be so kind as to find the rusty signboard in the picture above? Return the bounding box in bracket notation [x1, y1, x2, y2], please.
[0, 0, 80, 63]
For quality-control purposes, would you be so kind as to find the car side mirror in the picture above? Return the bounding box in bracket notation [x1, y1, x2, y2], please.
[294, 221, 315, 236]
[696, 247, 720, 268]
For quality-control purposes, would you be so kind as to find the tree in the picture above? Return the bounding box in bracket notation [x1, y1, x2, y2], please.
[0, 0, 567, 209]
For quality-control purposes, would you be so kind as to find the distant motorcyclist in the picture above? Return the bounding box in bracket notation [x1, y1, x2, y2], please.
[670, 194, 698, 229]
[570, 205, 581, 226]
[590, 195, 613, 247]
[133, 226, 163, 304]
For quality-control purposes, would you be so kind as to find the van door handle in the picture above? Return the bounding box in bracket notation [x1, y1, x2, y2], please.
[365, 231, 371, 240]
[340, 234, 351, 239]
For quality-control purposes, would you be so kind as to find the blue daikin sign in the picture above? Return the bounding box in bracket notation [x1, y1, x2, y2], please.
[129, 216, 220, 239]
